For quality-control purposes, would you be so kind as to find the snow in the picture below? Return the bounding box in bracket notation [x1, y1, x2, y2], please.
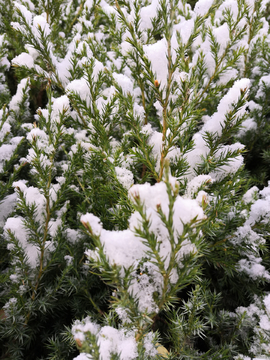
[231, 224, 264, 248]
[263, 293, 270, 311]
[93, 59, 104, 82]
[98, 326, 138, 360]
[66, 228, 79, 243]
[0, 193, 17, 227]
[64, 255, 74, 266]
[236, 293, 270, 356]
[10, 273, 19, 283]
[115, 307, 132, 324]
[55, 55, 72, 86]
[81, 213, 103, 236]
[129, 180, 205, 236]
[13, 182, 46, 223]
[247, 197, 270, 227]
[238, 256, 270, 281]
[256, 74, 270, 98]
[48, 218, 62, 238]
[120, 34, 133, 57]
[217, 68, 238, 86]
[243, 186, 259, 204]
[238, 117, 257, 136]
[25, 44, 39, 60]
[213, 24, 230, 57]
[139, 0, 160, 31]
[133, 102, 145, 122]
[143, 38, 168, 89]
[185, 175, 213, 198]
[172, 18, 194, 49]
[140, 124, 152, 136]
[27, 128, 48, 143]
[96, 85, 116, 111]
[72, 318, 138, 360]
[99, 0, 117, 15]
[259, 314, 270, 330]
[216, 0, 239, 20]
[209, 143, 245, 181]
[32, 15, 51, 37]
[186, 79, 250, 177]
[194, 0, 214, 16]
[113, 73, 134, 96]
[72, 316, 100, 343]
[84, 177, 204, 313]
[13, 2, 33, 25]
[9, 78, 30, 113]
[0, 139, 23, 172]
[115, 333, 138, 360]
[51, 95, 70, 122]
[12, 52, 35, 68]
[3, 297, 18, 316]
[205, 79, 250, 134]
[143, 332, 158, 357]
[148, 130, 163, 172]
[4, 217, 39, 268]
[101, 229, 146, 268]
[26, 128, 53, 161]
[115, 166, 134, 190]
[66, 78, 91, 107]
[73, 354, 92, 360]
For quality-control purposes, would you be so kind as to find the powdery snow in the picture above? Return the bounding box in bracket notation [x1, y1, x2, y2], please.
[186, 79, 250, 178]
[143, 38, 168, 89]
[84, 177, 205, 313]
[13, 182, 46, 224]
[72, 318, 138, 360]
[81, 213, 103, 236]
[113, 73, 134, 96]
[185, 175, 213, 198]
[194, 0, 214, 15]
[236, 293, 270, 356]
[73, 354, 92, 360]
[115, 166, 134, 190]
[0, 193, 17, 227]
[66, 78, 91, 107]
[13, 2, 32, 25]
[256, 74, 270, 98]
[237, 256, 270, 281]
[51, 95, 70, 123]
[9, 78, 30, 113]
[139, 0, 160, 31]
[12, 52, 35, 69]
[32, 15, 51, 38]
[4, 217, 39, 268]
[242, 186, 259, 204]
[0, 138, 23, 172]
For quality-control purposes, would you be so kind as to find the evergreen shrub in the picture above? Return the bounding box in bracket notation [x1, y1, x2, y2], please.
[1, 0, 270, 359]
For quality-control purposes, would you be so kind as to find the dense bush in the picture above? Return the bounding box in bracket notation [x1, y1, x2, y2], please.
[1, 0, 270, 359]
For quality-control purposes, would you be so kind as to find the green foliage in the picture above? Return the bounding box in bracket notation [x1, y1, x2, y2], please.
[1, 0, 270, 359]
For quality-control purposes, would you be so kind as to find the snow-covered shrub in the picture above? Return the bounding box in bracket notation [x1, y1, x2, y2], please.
[1, 0, 270, 359]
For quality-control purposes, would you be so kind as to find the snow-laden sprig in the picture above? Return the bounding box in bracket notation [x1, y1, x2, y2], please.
[72, 316, 160, 360]
[83, 164, 205, 335]
[235, 293, 270, 357]
[11, 1, 74, 87]
[187, 78, 250, 179]
[0, 78, 29, 226]
[230, 182, 270, 281]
